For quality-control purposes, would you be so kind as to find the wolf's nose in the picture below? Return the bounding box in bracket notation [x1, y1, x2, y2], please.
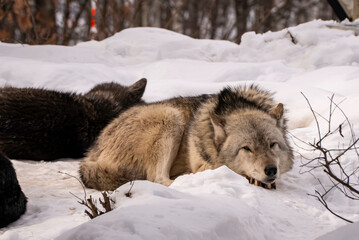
[264, 165, 277, 177]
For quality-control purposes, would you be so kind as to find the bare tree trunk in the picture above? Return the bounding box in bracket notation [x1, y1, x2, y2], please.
[165, 0, 186, 32]
[141, 0, 148, 27]
[111, 0, 119, 33]
[12, 0, 33, 43]
[132, 0, 143, 27]
[35, 0, 57, 44]
[188, 0, 199, 37]
[97, 0, 109, 39]
[62, 0, 70, 45]
[160, 0, 172, 28]
[210, 0, 219, 39]
[0, 1, 15, 42]
[234, 0, 248, 43]
[63, 0, 90, 45]
[152, 0, 161, 27]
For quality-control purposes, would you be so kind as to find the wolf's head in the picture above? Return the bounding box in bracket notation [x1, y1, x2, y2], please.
[85, 78, 147, 110]
[208, 86, 293, 187]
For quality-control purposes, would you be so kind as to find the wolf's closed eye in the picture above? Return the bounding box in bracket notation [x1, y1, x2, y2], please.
[241, 146, 252, 152]
[270, 142, 278, 148]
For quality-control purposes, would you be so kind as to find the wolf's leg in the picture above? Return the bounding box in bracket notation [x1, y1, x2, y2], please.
[79, 161, 128, 191]
[154, 131, 181, 186]
[153, 109, 185, 186]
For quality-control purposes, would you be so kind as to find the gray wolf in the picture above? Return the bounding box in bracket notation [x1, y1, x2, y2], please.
[0, 78, 146, 160]
[0, 152, 27, 228]
[79, 85, 293, 190]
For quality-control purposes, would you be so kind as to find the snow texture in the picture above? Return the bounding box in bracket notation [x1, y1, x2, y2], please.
[0, 20, 359, 239]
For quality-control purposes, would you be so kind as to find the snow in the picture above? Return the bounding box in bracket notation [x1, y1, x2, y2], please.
[316, 221, 359, 240]
[1, 19, 359, 239]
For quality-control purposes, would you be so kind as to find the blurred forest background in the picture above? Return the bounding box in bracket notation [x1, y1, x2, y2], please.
[0, 0, 336, 45]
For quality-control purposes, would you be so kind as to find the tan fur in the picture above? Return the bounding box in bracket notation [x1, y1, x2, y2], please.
[80, 86, 293, 191]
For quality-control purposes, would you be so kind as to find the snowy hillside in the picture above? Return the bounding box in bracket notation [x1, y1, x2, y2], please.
[1, 20, 359, 240]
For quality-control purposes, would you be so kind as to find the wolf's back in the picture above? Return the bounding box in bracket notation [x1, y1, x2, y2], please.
[0, 87, 90, 160]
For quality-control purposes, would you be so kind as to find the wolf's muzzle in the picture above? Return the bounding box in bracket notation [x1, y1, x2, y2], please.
[264, 165, 277, 177]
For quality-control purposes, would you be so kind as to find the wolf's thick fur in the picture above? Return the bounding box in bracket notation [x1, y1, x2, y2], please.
[0, 79, 146, 160]
[0, 152, 27, 228]
[80, 86, 293, 190]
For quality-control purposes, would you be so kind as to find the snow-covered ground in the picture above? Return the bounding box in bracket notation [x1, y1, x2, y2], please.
[1, 20, 359, 240]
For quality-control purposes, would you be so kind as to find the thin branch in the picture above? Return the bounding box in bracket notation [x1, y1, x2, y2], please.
[287, 30, 297, 44]
[301, 92, 322, 144]
[125, 179, 135, 198]
[99, 192, 112, 212]
[308, 191, 353, 223]
[58, 171, 88, 200]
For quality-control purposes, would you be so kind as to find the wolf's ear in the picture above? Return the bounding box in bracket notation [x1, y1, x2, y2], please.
[269, 103, 283, 120]
[210, 112, 226, 151]
[128, 78, 147, 102]
[269, 103, 284, 126]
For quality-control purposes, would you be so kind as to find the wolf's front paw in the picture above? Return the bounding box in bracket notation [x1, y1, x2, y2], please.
[155, 177, 174, 186]
[246, 176, 276, 189]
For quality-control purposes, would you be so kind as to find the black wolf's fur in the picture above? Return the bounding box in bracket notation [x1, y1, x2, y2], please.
[0, 79, 147, 160]
[0, 152, 27, 228]
[214, 85, 274, 116]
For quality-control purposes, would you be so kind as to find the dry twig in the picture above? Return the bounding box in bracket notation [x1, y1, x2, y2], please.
[78, 192, 112, 219]
[125, 179, 135, 198]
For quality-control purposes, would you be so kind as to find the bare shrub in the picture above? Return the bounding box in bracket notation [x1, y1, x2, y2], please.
[58, 171, 114, 219]
[291, 94, 359, 223]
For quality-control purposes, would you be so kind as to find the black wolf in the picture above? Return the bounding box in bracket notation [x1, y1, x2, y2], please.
[0, 79, 146, 160]
[0, 152, 27, 228]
